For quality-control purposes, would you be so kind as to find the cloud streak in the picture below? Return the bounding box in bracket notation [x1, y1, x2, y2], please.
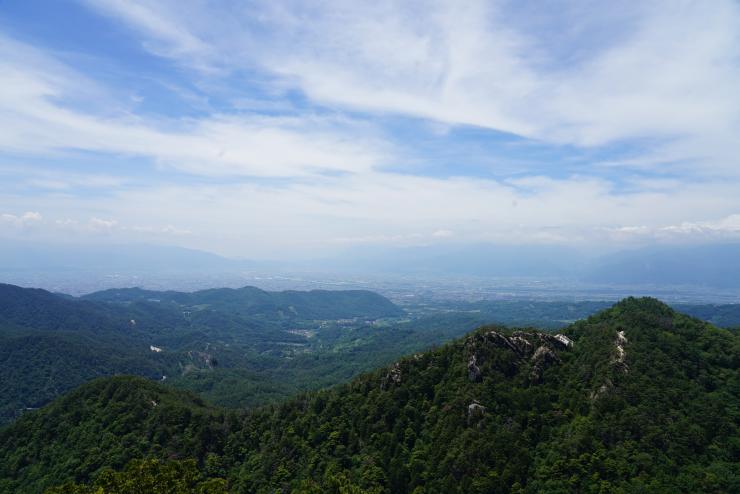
[85, 0, 740, 174]
[0, 34, 390, 178]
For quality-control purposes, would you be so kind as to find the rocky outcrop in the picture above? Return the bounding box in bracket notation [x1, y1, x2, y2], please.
[381, 362, 403, 389]
[467, 400, 486, 425]
[613, 330, 628, 373]
[530, 345, 560, 382]
[591, 330, 629, 400]
[465, 329, 573, 385]
[468, 355, 482, 382]
[185, 351, 216, 370]
[509, 333, 534, 354]
[589, 378, 613, 401]
[552, 334, 573, 348]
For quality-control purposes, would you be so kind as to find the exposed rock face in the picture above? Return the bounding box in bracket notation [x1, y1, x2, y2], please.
[465, 329, 573, 384]
[613, 330, 628, 373]
[189, 351, 216, 368]
[591, 330, 629, 400]
[473, 330, 537, 357]
[381, 362, 402, 389]
[509, 334, 533, 354]
[530, 346, 560, 382]
[467, 400, 486, 425]
[590, 378, 613, 401]
[468, 355, 482, 382]
[553, 334, 573, 349]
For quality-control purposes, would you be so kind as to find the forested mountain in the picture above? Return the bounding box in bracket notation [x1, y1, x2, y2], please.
[0, 283, 409, 424]
[584, 243, 740, 289]
[1, 298, 737, 493]
[0, 284, 122, 333]
[2, 284, 495, 427]
[81, 286, 405, 320]
[3, 282, 740, 428]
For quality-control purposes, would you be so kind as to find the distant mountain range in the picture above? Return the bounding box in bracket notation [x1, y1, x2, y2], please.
[583, 243, 740, 289]
[0, 241, 258, 273]
[3, 240, 740, 290]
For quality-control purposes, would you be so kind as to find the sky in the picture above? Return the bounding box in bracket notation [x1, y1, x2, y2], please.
[1, 0, 739, 259]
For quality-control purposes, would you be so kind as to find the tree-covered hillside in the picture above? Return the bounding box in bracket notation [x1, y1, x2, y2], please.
[1, 298, 737, 493]
[2, 283, 485, 425]
[81, 286, 405, 320]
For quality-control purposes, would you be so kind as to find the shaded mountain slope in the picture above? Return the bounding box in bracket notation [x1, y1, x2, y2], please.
[1, 298, 737, 493]
[0, 376, 230, 493]
[584, 243, 740, 289]
[0, 284, 121, 334]
[82, 286, 405, 320]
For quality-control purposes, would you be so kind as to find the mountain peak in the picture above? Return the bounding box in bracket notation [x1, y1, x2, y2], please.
[611, 296, 674, 315]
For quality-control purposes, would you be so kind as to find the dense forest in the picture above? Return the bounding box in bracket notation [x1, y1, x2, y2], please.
[1, 298, 737, 493]
[2, 281, 739, 428]
[1, 283, 494, 424]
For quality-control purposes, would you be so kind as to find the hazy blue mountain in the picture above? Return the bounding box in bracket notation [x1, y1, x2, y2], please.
[331, 242, 740, 289]
[4, 240, 740, 291]
[322, 243, 589, 278]
[585, 243, 740, 288]
[0, 241, 252, 273]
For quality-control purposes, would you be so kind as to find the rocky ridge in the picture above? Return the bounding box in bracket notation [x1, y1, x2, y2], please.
[465, 328, 573, 384]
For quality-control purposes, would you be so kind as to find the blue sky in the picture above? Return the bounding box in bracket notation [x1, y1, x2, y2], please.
[1, 0, 739, 258]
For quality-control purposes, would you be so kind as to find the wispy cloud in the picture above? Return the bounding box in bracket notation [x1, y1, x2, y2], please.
[84, 0, 740, 175]
[0, 211, 43, 228]
[0, 34, 390, 178]
[605, 214, 740, 243]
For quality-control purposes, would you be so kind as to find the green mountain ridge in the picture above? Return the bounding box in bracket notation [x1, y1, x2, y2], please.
[0, 283, 409, 425]
[1, 298, 737, 493]
[81, 286, 405, 320]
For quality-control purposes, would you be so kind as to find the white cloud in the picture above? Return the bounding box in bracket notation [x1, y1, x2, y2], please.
[83, 0, 740, 175]
[603, 214, 740, 242]
[81, 0, 213, 68]
[131, 224, 192, 236]
[0, 34, 390, 178]
[2, 215, 194, 239]
[88, 217, 118, 231]
[0, 164, 738, 258]
[2, 3, 740, 257]
[0, 211, 43, 227]
[660, 214, 740, 237]
[6, 170, 740, 257]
